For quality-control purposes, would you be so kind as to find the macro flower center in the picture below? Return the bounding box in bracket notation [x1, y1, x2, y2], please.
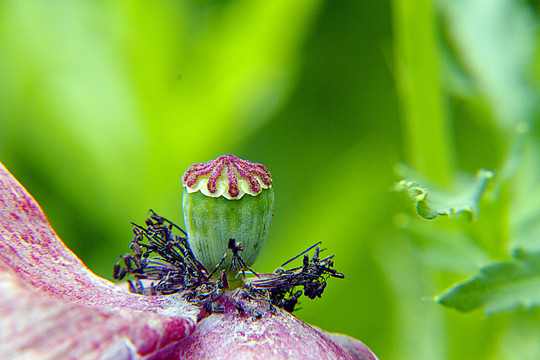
[115, 155, 342, 321]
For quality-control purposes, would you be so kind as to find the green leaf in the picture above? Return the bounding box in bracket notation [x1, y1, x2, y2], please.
[395, 168, 494, 220]
[436, 249, 540, 314]
[509, 137, 540, 253]
[402, 218, 491, 274]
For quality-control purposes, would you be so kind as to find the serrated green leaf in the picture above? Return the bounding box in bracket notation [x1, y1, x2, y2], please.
[395, 168, 494, 220]
[436, 249, 540, 314]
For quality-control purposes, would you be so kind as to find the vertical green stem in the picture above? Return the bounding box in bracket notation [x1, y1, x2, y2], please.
[393, 0, 455, 186]
[392, 2, 452, 358]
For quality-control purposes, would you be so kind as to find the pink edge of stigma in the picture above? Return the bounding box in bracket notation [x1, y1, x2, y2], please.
[183, 155, 272, 197]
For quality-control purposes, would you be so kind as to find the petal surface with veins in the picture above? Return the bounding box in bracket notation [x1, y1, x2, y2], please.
[176, 294, 379, 360]
[0, 163, 199, 360]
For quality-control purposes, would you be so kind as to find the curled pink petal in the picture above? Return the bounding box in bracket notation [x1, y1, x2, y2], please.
[314, 327, 380, 360]
[0, 162, 198, 359]
[175, 294, 377, 360]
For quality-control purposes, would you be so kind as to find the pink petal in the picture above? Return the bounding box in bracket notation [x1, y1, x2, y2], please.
[176, 294, 378, 360]
[314, 328, 379, 360]
[0, 162, 198, 359]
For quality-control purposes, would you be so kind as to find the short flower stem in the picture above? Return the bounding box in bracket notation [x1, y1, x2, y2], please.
[227, 277, 244, 289]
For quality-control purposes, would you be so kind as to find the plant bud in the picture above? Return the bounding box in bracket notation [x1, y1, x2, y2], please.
[182, 155, 274, 281]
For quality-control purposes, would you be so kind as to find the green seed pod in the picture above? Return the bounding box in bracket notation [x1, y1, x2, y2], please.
[182, 155, 274, 282]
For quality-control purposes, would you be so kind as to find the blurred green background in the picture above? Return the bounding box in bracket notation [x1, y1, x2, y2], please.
[2, 0, 540, 359]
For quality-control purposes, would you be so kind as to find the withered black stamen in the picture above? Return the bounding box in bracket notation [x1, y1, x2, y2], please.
[114, 210, 344, 316]
[245, 242, 344, 311]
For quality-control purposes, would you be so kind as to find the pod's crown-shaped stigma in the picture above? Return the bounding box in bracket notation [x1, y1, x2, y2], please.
[182, 154, 272, 200]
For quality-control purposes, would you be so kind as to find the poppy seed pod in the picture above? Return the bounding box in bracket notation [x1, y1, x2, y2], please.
[182, 155, 274, 283]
